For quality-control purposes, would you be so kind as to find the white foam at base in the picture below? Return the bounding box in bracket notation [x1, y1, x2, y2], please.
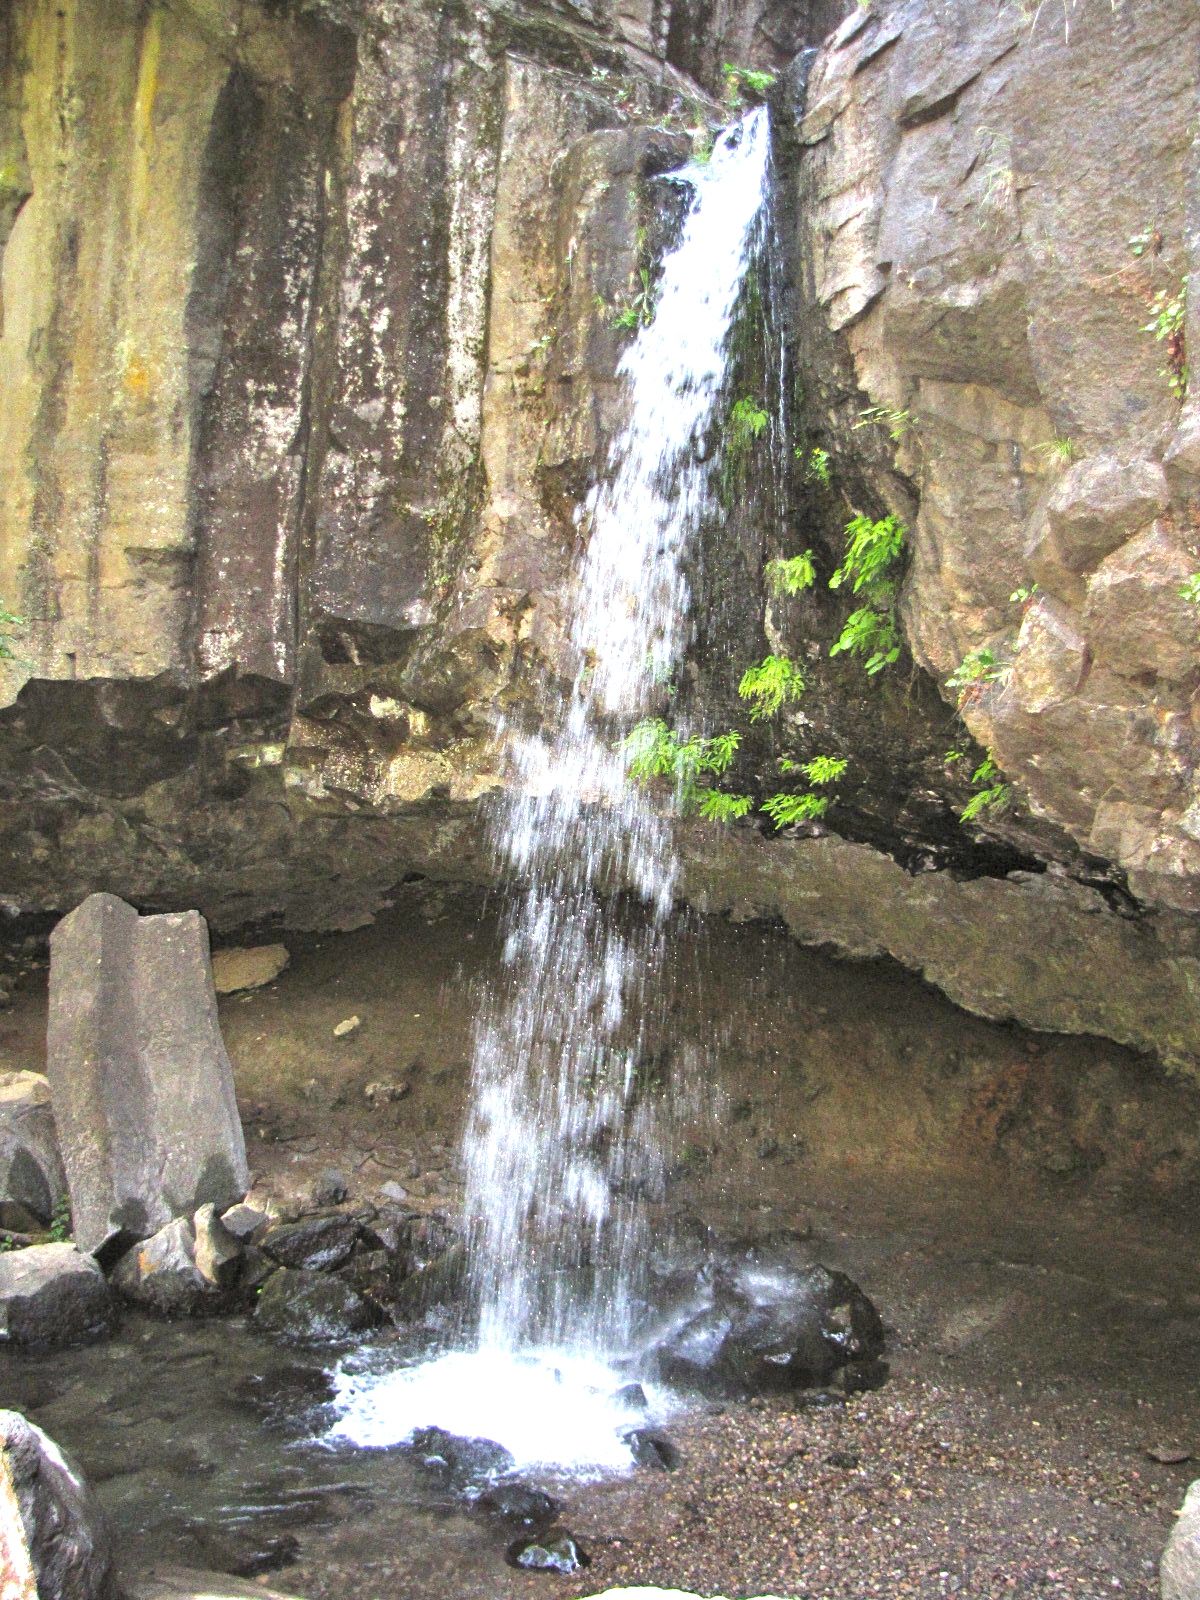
[327, 1347, 675, 1476]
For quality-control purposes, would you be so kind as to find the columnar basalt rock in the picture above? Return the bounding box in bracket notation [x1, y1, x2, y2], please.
[46, 894, 249, 1259]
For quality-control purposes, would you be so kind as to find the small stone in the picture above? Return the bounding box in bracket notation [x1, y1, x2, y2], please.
[1147, 1444, 1193, 1465]
[309, 1169, 349, 1208]
[477, 1483, 561, 1526]
[612, 1381, 648, 1412]
[378, 1181, 409, 1205]
[364, 1080, 409, 1106]
[505, 1528, 590, 1574]
[210, 944, 289, 995]
[623, 1427, 679, 1471]
[333, 1016, 361, 1038]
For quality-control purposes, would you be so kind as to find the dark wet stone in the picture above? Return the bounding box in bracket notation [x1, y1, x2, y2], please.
[623, 1427, 679, 1471]
[309, 1169, 349, 1208]
[260, 1215, 360, 1273]
[612, 1381, 648, 1412]
[645, 1252, 886, 1397]
[408, 1426, 515, 1488]
[0, 1243, 114, 1348]
[253, 1267, 380, 1344]
[506, 1528, 590, 1574]
[477, 1482, 561, 1526]
[233, 1363, 337, 1424]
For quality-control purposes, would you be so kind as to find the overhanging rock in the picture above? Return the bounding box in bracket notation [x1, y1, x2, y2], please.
[46, 894, 249, 1260]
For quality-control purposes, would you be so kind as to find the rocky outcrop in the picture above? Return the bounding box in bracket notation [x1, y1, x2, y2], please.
[793, 0, 1200, 913]
[1161, 1479, 1200, 1600]
[46, 894, 249, 1258]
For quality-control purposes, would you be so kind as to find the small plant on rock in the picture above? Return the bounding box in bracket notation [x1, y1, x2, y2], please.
[1179, 573, 1200, 607]
[0, 600, 22, 663]
[1034, 437, 1078, 465]
[1144, 278, 1188, 399]
[738, 654, 805, 720]
[762, 753, 847, 830]
[612, 266, 656, 331]
[959, 756, 1012, 825]
[947, 645, 1008, 704]
[49, 1195, 72, 1243]
[765, 550, 817, 597]
[854, 404, 916, 444]
[827, 513, 906, 675]
[803, 446, 831, 486]
[722, 64, 776, 105]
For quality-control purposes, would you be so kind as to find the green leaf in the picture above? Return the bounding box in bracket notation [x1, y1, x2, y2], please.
[698, 790, 753, 822]
[765, 551, 817, 597]
[737, 655, 805, 720]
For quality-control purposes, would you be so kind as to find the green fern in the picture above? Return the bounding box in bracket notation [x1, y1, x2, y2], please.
[830, 607, 899, 675]
[738, 655, 805, 720]
[698, 790, 754, 822]
[830, 514, 906, 596]
[762, 791, 829, 827]
[765, 551, 816, 597]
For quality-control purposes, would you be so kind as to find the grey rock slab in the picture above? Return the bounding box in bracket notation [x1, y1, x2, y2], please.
[0, 1243, 113, 1349]
[1162, 1479, 1200, 1600]
[46, 894, 249, 1259]
[0, 1069, 67, 1227]
[260, 1214, 360, 1273]
[0, 1409, 118, 1600]
[220, 1202, 270, 1243]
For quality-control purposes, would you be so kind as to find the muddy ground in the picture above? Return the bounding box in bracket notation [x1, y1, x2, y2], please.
[1, 880, 1198, 1598]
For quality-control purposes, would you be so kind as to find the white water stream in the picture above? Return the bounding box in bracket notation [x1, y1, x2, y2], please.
[331, 107, 772, 1472]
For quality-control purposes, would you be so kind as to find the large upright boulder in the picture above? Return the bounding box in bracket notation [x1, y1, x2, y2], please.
[46, 894, 249, 1260]
[0, 1410, 118, 1600]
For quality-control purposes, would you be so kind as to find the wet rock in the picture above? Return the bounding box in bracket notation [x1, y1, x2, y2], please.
[0, 1070, 67, 1229]
[46, 895, 249, 1261]
[408, 1425, 515, 1489]
[0, 1410, 118, 1599]
[182, 1525, 300, 1579]
[612, 1381, 648, 1412]
[210, 944, 289, 995]
[646, 1252, 886, 1397]
[309, 1169, 349, 1208]
[112, 1218, 215, 1316]
[261, 1214, 359, 1273]
[220, 1203, 270, 1244]
[253, 1267, 379, 1344]
[0, 1243, 113, 1348]
[623, 1427, 679, 1471]
[193, 1204, 242, 1289]
[477, 1482, 561, 1526]
[234, 1363, 336, 1425]
[1162, 1479, 1200, 1600]
[506, 1528, 590, 1574]
[337, 1249, 400, 1317]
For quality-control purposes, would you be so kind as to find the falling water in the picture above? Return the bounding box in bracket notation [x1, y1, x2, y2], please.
[330, 107, 773, 1469]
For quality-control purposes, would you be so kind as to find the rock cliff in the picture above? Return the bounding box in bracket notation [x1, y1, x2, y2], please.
[1, 0, 1199, 1072]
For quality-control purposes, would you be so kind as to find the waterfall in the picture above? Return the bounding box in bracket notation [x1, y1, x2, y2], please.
[329, 107, 773, 1472]
[463, 106, 774, 1354]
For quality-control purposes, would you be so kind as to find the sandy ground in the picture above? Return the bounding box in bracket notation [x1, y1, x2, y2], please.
[1, 882, 1198, 1598]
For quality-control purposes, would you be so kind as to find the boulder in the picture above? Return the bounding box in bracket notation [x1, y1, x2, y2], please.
[1027, 455, 1169, 600]
[0, 1071, 67, 1231]
[645, 1250, 886, 1397]
[210, 944, 290, 994]
[260, 1214, 360, 1273]
[0, 1410, 118, 1600]
[46, 894, 250, 1261]
[0, 1243, 113, 1348]
[111, 1218, 215, 1316]
[253, 1267, 379, 1343]
[408, 1426, 515, 1489]
[1162, 1479, 1200, 1600]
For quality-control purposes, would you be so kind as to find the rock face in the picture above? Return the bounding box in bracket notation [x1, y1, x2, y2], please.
[794, 0, 1200, 914]
[0, 1243, 113, 1348]
[1, 0, 1200, 1083]
[46, 894, 250, 1259]
[1161, 1479, 1200, 1600]
[0, 1410, 118, 1600]
[0, 1070, 66, 1228]
[211, 945, 290, 995]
